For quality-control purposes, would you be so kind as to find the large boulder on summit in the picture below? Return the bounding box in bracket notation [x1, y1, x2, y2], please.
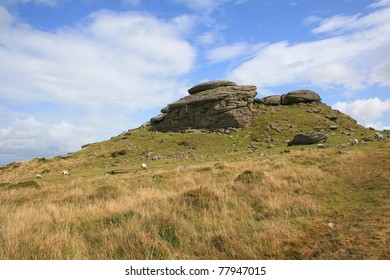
[281, 90, 321, 105]
[288, 131, 328, 146]
[255, 95, 282, 106]
[188, 80, 237, 95]
[152, 81, 257, 132]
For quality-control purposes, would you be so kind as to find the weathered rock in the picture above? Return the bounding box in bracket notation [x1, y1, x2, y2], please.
[105, 169, 133, 175]
[188, 80, 237, 95]
[326, 114, 338, 121]
[259, 95, 282, 105]
[281, 90, 321, 105]
[253, 98, 264, 104]
[154, 82, 257, 132]
[288, 131, 328, 146]
[270, 123, 282, 133]
[150, 113, 166, 125]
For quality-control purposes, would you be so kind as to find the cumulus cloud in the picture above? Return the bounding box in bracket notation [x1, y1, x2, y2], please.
[0, 117, 95, 164]
[225, 3, 390, 90]
[0, 6, 196, 164]
[332, 98, 390, 129]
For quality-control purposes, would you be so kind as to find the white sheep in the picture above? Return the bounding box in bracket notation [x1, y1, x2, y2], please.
[36, 174, 42, 179]
[141, 163, 147, 170]
[62, 170, 70, 176]
[353, 139, 358, 145]
[375, 132, 384, 139]
[317, 143, 326, 149]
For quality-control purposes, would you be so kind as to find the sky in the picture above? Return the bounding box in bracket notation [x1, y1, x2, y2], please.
[0, 0, 389, 165]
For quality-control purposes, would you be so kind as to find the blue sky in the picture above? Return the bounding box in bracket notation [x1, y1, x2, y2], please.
[0, 0, 389, 165]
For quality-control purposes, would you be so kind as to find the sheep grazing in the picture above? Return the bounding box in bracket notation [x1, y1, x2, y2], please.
[317, 143, 326, 149]
[36, 174, 43, 179]
[62, 170, 70, 176]
[375, 132, 384, 139]
[352, 139, 358, 145]
[141, 163, 147, 170]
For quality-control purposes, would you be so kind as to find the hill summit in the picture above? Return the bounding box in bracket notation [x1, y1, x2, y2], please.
[150, 80, 321, 133]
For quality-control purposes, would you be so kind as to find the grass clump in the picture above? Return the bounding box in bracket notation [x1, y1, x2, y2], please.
[5, 180, 41, 190]
[182, 188, 219, 209]
[234, 170, 265, 184]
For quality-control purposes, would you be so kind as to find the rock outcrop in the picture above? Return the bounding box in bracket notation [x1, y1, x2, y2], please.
[281, 90, 321, 105]
[255, 89, 321, 106]
[288, 131, 328, 146]
[151, 80, 257, 132]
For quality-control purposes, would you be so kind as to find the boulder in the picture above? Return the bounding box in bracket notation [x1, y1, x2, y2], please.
[281, 90, 321, 105]
[154, 81, 257, 132]
[150, 113, 166, 125]
[288, 131, 328, 146]
[188, 80, 237, 95]
[258, 95, 282, 106]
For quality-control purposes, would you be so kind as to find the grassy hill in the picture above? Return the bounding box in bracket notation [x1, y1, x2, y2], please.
[0, 102, 389, 259]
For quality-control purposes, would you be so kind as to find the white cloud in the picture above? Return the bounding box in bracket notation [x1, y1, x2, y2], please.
[332, 98, 390, 128]
[0, 7, 196, 164]
[227, 5, 390, 90]
[206, 42, 265, 63]
[0, 9, 196, 108]
[369, 0, 390, 8]
[302, 15, 322, 26]
[0, 117, 96, 164]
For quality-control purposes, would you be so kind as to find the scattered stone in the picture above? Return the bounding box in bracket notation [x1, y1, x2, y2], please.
[369, 127, 375, 130]
[270, 123, 282, 133]
[105, 169, 133, 175]
[330, 125, 338, 131]
[288, 131, 328, 146]
[317, 143, 326, 149]
[58, 154, 72, 160]
[81, 143, 92, 149]
[311, 108, 321, 113]
[326, 114, 338, 121]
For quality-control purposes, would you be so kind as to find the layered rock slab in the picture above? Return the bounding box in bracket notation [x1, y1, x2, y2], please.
[152, 81, 257, 132]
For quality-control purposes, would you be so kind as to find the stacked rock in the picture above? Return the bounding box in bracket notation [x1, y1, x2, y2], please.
[151, 80, 257, 132]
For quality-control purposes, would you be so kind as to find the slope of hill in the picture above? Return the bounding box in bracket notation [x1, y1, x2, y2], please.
[0, 85, 389, 259]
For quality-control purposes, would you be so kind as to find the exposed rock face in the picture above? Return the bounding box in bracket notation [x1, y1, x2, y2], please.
[281, 90, 321, 105]
[288, 131, 328, 146]
[255, 95, 282, 106]
[256, 89, 321, 106]
[152, 81, 257, 132]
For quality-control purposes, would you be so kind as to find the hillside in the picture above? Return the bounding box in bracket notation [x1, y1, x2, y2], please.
[0, 86, 389, 259]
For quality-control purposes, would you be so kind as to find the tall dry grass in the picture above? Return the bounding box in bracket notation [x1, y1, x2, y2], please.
[0, 149, 389, 259]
